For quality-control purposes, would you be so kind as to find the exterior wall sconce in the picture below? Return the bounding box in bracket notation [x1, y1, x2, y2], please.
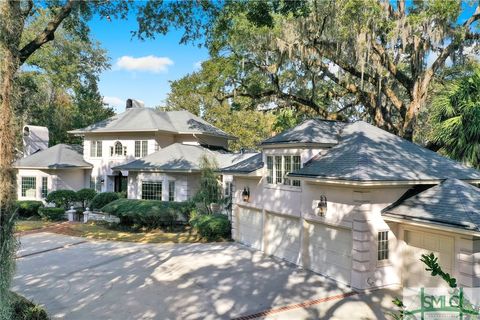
[242, 187, 250, 202]
[315, 195, 327, 217]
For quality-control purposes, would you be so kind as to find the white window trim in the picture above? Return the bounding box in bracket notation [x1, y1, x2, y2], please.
[377, 230, 390, 266]
[265, 155, 302, 190]
[90, 140, 102, 158]
[141, 180, 163, 200]
[21, 176, 37, 198]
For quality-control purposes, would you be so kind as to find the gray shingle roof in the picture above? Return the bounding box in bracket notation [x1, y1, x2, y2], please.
[261, 119, 346, 145]
[383, 179, 480, 231]
[221, 153, 263, 174]
[289, 121, 480, 182]
[69, 108, 235, 139]
[112, 143, 255, 172]
[14, 144, 92, 169]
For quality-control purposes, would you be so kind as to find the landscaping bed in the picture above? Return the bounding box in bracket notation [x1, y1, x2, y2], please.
[48, 221, 203, 243]
[15, 219, 56, 233]
[10, 291, 49, 320]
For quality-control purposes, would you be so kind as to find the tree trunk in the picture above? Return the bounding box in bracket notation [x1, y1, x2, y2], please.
[0, 1, 22, 317]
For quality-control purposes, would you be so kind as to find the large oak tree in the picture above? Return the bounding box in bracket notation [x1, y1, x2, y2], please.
[139, 0, 480, 140]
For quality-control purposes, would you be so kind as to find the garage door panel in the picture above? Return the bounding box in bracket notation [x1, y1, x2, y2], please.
[403, 230, 454, 288]
[265, 214, 301, 264]
[307, 222, 352, 284]
[237, 208, 263, 250]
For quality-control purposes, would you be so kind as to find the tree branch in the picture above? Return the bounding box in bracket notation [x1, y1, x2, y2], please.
[18, 0, 76, 64]
[370, 42, 414, 92]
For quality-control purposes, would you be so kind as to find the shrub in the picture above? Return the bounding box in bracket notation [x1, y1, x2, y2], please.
[193, 155, 222, 214]
[190, 214, 231, 241]
[102, 199, 194, 230]
[46, 190, 77, 209]
[76, 188, 97, 209]
[38, 207, 65, 221]
[90, 192, 120, 210]
[15, 201, 44, 218]
[10, 292, 49, 320]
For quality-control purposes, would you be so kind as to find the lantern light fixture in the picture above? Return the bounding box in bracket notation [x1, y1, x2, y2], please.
[316, 195, 327, 216]
[242, 187, 250, 202]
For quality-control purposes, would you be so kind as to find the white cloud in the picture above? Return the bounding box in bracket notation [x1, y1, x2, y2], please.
[103, 96, 125, 107]
[193, 60, 203, 70]
[116, 55, 174, 73]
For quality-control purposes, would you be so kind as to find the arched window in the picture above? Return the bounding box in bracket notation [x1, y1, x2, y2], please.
[114, 141, 123, 156]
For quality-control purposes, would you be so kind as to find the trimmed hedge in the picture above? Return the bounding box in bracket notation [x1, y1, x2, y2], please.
[38, 207, 65, 221]
[76, 188, 97, 209]
[90, 192, 120, 210]
[11, 292, 49, 320]
[46, 190, 77, 209]
[102, 199, 194, 229]
[190, 214, 231, 241]
[16, 201, 43, 218]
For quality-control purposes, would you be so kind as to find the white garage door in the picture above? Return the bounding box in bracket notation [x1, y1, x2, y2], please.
[403, 230, 454, 288]
[237, 207, 263, 250]
[265, 213, 301, 264]
[307, 222, 352, 284]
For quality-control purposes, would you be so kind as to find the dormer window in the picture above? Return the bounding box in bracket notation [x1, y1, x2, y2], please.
[266, 155, 301, 187]
[111, 141, 126, 157]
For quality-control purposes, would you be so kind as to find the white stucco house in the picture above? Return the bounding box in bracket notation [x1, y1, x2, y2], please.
[14, 99, 252, 202]
[222, 119, 480, 291]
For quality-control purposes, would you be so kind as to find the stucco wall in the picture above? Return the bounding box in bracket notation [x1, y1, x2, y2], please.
[127, 171, 200, 202]
[231, 169, 411, 290]
[84, 132, 229, 192]
[17, 168, 89, 201]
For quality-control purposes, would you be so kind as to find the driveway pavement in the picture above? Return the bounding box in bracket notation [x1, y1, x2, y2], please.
[13, 233, 397, 319]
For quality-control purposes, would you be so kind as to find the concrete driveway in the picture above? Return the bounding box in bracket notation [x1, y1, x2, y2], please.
[13, 233, 397, 319]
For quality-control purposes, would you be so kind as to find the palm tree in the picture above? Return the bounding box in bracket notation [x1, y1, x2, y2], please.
[428, 64, 480, 169]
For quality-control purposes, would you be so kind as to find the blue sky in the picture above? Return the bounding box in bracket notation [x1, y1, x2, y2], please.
[89, 12, 208, 113]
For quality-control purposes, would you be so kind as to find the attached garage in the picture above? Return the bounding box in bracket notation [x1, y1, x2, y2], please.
[306, 222, 352, 284]
[265, 213, 301, 264]
[402, 229, 454, 288]
[236, 206, 263, 250]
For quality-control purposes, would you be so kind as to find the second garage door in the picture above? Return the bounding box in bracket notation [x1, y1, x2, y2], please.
[307, 222, 352, 284]
[265, 213, 301, 263]
[403, 229, 454, 288]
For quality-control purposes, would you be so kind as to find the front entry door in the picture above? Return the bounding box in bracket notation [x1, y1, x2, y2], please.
[114, 172, 128, 193]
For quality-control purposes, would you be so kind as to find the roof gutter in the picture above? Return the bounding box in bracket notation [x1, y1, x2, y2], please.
[288, 175, 480, 187]
[382, 215, 480, 237]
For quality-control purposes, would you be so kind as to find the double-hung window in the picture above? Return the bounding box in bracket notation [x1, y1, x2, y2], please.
[266, 155, 301, 187]
[275, 156, 283, 184]
[266, 156, 274, 184]
[90, 141, 102, 157]
[168, 181, 175, 201]
[135, 140, 148, 157]
[21, 177, 36, 197]
[41, 177, 48, 198]
[378, 231, 389, 261]
[142, 181, 162, 200]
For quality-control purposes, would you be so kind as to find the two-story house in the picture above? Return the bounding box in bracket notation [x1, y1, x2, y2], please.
[223, 119, 480, 291]
[15, 99, 256, 202]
